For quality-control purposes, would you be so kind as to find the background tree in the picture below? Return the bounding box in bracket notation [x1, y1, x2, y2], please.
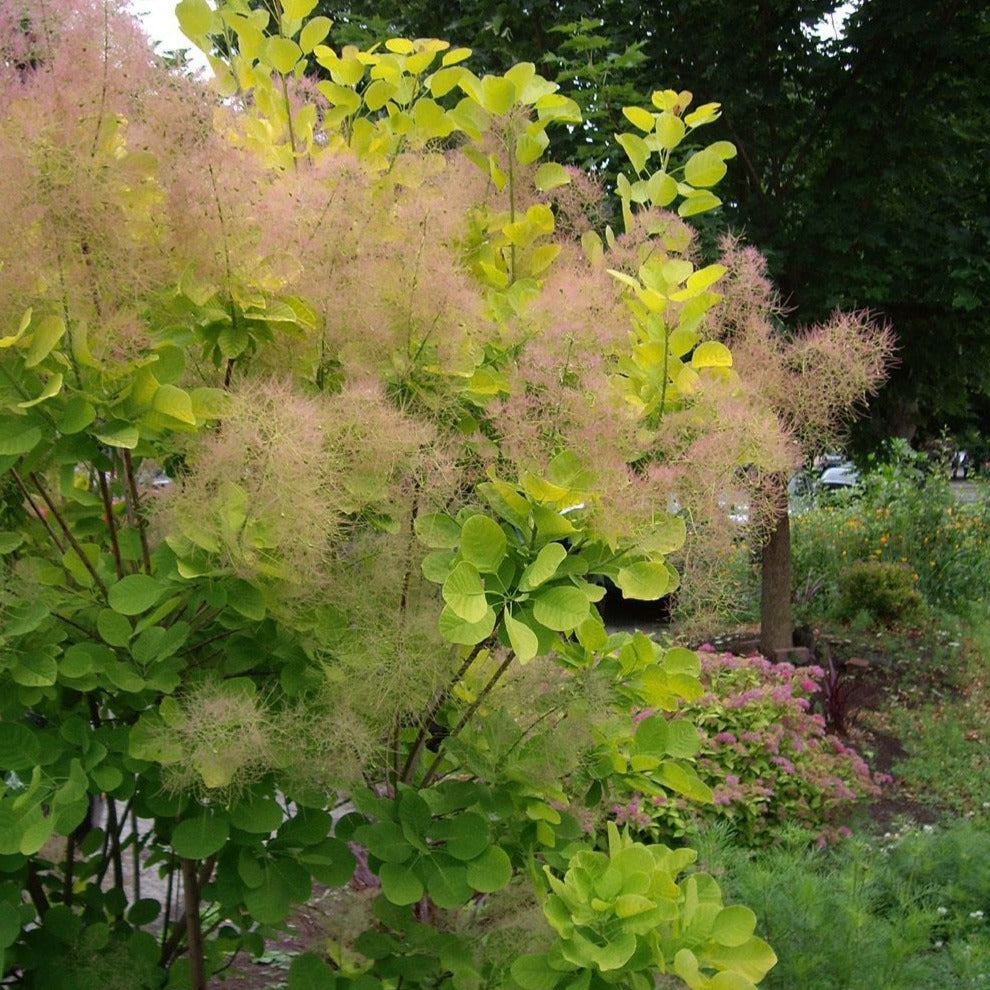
[321, 0, 990, 443]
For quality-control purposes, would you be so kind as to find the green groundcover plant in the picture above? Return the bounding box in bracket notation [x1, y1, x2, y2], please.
[696, 819, 990, 990]
[0, 1, 797, 987]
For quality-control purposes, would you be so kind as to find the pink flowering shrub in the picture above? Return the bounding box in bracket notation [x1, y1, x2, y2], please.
[619, 648, 886, 845]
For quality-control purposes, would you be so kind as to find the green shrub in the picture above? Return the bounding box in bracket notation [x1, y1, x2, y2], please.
[791, 445, 990, 620]
[696, 820, 990, 990]
[835, 560, 924, 625]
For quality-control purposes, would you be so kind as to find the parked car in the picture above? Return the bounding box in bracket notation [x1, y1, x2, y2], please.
[818, 462, 860, 491]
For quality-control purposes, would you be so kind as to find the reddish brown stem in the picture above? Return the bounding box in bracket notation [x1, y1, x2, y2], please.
[29, 471, 108, 596]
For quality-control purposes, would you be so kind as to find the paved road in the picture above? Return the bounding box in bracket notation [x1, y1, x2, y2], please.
[951, 479, 984, 504]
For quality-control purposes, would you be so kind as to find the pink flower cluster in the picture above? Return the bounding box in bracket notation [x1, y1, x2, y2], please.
[632, 649, 885, 844]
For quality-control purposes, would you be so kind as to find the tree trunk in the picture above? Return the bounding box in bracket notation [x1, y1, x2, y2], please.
[759, 499, 793, 658]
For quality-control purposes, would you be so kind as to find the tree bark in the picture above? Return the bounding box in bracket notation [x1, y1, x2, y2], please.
[759, 496, 793, 658]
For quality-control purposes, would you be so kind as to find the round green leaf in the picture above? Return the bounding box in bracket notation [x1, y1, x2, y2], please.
[95, 424, 140, 449]
[0, 531, 23, 554]
[441, 562, 489, 622]
[265, 36, 303, 75]
[353, 821, 412, 865]
[438, 604, 496, 646]
[465, 845, 512, 893]
[511, 954, 561, 990]
[616, 561, 670, 601]
[230, 795, 284, 834]
[0, 901, 21, 949]
[19, 813, 54, 856]
[97, 608, 132, 647]
[58, 397, 96, 434]
[711, 905, 758, 947]
[11, 652, 57, 687]
[531, 585, 590, 632]
[518, 542, 567, 591]
[414, 512, 461, 549]
[298, 837, 356, 887]
[421, 549, 455, 583]
[503, 611, 539, 663]
[379, 862, 424, 906]
[126, 899, 162, 927]
[442, 812, 489, 860]
[0, 723, 41, 771]
[107, 575, 167, 616]
[535, 162, 571, 191]
[0, 423, 41, 456]
[289, 952, 338, 990]
[171, 812, 230, 859]
[459, 515, 507, 572]
[684, 147, 728, 188]
[420, 856, 471, 908]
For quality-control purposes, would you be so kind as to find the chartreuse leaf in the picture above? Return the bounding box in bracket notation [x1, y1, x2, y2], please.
[622, 105, 655, 132]
[711, 905, 758, 947]
[535, 162, 571, 191]
[152, 384, 196, 425]
[96, 424, 139, 449]
[442, 561, 489, 622]
[0, 306, 32, 347]
[519, 542, 567, 591]
[504, 611, 539, 663]
[704, 973, 760, 990]
[176, 0, 214, 40]
[265, 36, 303, 74]
[298, 15, 331, 53]
[692, 341, 733, 369]
[678, 190, 722, 217]
[656, 763, 713, 804]
[459, 514, 507, 572]
[616, 561, 670, 600]
[655, 111, 686, 149]
[532, 585, 590, 631]
[641, 514, 686, 554]
[439, 604, 496, 645]
[18, 373, 62, 408]
[24, 314, 65, 367]
[703, 936, 777, 985]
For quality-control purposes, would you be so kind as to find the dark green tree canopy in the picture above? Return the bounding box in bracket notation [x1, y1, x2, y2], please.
[321, 0, 990, 442]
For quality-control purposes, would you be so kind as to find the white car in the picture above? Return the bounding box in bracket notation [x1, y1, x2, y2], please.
[819, 462, 860, 491]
